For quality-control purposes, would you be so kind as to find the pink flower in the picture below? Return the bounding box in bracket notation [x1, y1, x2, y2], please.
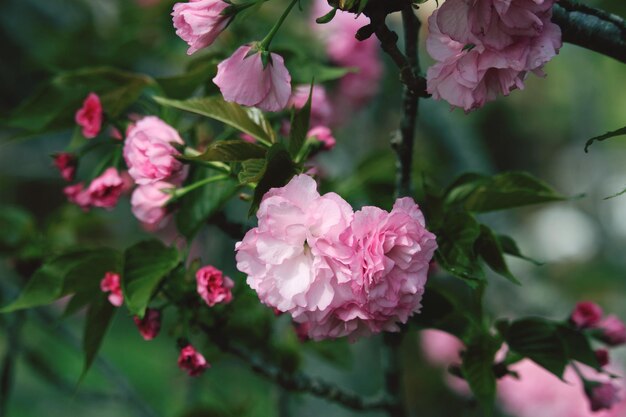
[587, 382, 622, 412]
[306, 126, 336, 151]
[196, 265, 234, 307]
[100, 272, 123, 307]
[240, 133, 257, 143]
[288, 85, 333, 128]
[87, 167, 126, 209]
[53, 153, 77, 182]
[421, 329, 464, 366]
[172, 0, 231, 55]
[236, 174, 437, 341]
[596, 349, 610, 368]
[293, 322, 310, 343]
[213, 45, 292, 112]
[123, 116, 186, 185]
[571, 301, 604, 329]
[75, 93, 103, 138]
[597, 315, 626, 346]
[131, 181, 173, 228]
[178, 345, 209, 376]
[425, 0, 561, 111]
[133, 309, 161, 341]
[64, 183, 92, 211]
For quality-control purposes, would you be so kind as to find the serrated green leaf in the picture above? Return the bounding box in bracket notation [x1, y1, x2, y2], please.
[475, 225, 521, 285]
[81, 295, 116, 380]
[249, 143, 298, 216]
[123, 240, 180, 317]
[184, 140, 267, 162]
[556, 325, 601, 371]
[461, 332, 500, 413]
[497, 234, 543, 265]
[584, 126, 626, 152]
[154, 96, 275, 145]
[176, 166, 240, 239]
[238, 159, 266, 184]
[288, 84, 312, 158]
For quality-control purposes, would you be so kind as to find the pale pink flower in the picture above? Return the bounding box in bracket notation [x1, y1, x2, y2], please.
[571, 301, 604, 329]
[421, 329, 464, 366]
[100, 272, 123, 307]
[597, 315, 626, 346]
[53, 152, 77, 182]
[133, 308, 161, 341]
[177, 345, 209, 376]
[123, 116, 186, 185]
[307, 126, 336, 150]
[196, 265, 234, 307]
[75, 93, 103, 138]
[213, 45, 292, 112]
[172, 0, 231, 55]
[63, 183, 92, 211]
[131, 181, 173, 228]
[87, 167, 125, 209]
[288, 85, 333, 128]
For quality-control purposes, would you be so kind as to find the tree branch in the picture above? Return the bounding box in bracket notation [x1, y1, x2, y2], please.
[553, 1, 626, 63]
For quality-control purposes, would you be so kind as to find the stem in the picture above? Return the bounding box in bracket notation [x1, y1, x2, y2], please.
[259, 0, 299, 50]
[170, 174, 229, 201]
[383, 333, 407, 417]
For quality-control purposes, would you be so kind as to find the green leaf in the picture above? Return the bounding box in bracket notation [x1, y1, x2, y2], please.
[461, 332, 500, 412]
[315, 7, 337, 24]
[249, 143, 298, 216]
[0, 206, 35, 251]
[445, 172, 567, 213]
[4, 67, 152, 133]
[288, 84, 312, 158]
[154, 96, 275, 145]
[497, 234, 543, 266]
[504, 318, 567, 378]
[81, 295, 116, 380]
[556, 325, 601, 371]
[123, 240, 180, 317]
[156, 57, 219, 100]
[289, 62, 355, 84]
[584, 126, 626, 152]
[435, 211, 484, 285]
[184, 140, 267, 162]
[176, 166, 240, 239]
[475, 225, 520, 285]
[238, 159, 266, 184]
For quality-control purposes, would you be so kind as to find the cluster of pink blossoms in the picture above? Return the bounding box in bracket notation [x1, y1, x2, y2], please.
[236, 175, 437, 341]
[571, 302, 626, 346]
[426, 0, 562, 111]
[100, 272, 124, 307]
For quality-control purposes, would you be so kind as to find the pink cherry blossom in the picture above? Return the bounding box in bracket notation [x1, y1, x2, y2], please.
[307, 126, 336, 151]
[597, 315, 626, 346]
[288, 85, 333, 128]
[131, 181, 173, 228]
[123, 116, 186, 185]
[133, 308, 161, 341]
[64, 183, 92, 211]
[570, 301, 604, 328]
[178, 345, 209, 376]
[75, 93, 103, 138]
[196, 265, 234, 307]
[587, 382, 622, 412]
[87, 167, 126, 209]
[172, 0, 231, 55]
[100, 272, 123, 307]
[53, 153, 77, 182]
[213, 45, 292, 112]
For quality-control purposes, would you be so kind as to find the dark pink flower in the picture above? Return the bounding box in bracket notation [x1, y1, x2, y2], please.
[196, 265, 234, 307]
[100, 272, 123, 307]
[53, 153, 77, 182]
[75, 93, 103, 138]
[586, 382, 622, 412]
[570, 301, 604, 329]
[133, 309, 161, 341]
[597, 315, 626, 346]
[307, 126, 336, 151]
[178, 345, 209, 376]
[213, 45, 292, 112]
[172, 0, 231, 55]
[87, 167, 126, 209]
[64, 183, 92, 211]
[595, 349, 610, 368]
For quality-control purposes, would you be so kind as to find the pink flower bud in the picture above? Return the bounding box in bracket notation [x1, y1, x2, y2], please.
[53, 153, 77, 182]
[570, 301, 604, 329]
[100, 272, 123, 307]
[177, 345, 209, 376]
[172, 0, 231, 55]
[123, 116, 186, 185]
[288, 85, 333, 128]
[75, 93, 103, 139]
[196, 265, 234, 307]
[586, 382, 622, 412]
[133, 309, 161, 341]
[63, 183, 92, 211]
[131, 181, 173, 228]
[306, 126, 336, 150]
[87, 168, 126, 209]
[597, 315, 626, 346]
[213, 45, 292, 112]
[595, 349, 610, 368]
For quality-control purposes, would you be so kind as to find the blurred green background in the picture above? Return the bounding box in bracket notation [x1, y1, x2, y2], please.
[1, 0, 625, 416]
